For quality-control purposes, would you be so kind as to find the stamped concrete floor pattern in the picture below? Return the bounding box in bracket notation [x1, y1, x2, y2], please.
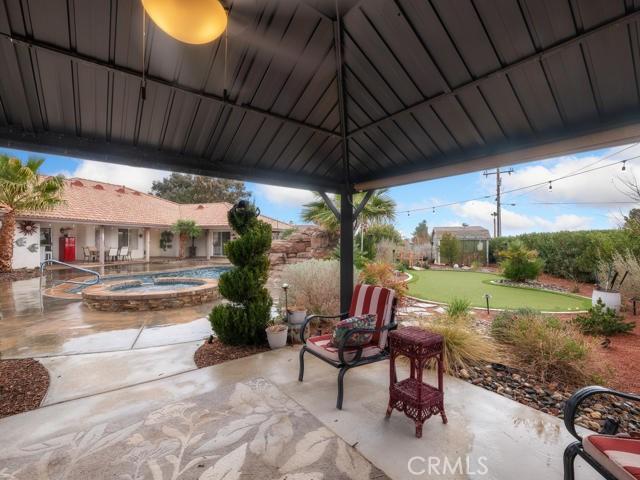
[0, 348, 600, 480]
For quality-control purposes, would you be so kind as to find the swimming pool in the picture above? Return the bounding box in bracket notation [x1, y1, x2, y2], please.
[69, 266, 230, 293]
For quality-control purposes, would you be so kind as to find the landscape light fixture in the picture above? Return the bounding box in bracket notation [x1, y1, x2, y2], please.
[142, 0, 227, 44]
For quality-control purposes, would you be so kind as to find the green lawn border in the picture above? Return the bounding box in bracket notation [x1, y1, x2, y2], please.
[406, 268, 591, 313]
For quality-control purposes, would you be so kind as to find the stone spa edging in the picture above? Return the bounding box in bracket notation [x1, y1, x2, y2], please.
[82, 277, 219, 312]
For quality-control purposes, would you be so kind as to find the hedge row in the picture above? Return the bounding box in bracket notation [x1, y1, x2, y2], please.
[489, 230, 639, 282]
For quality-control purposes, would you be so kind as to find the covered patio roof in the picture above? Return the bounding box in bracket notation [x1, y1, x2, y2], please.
[1, 0, 640, 194]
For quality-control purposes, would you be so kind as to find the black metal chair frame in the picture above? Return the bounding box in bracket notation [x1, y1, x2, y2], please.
[298, 298, 397, 410]
[563, 385, 640, 480]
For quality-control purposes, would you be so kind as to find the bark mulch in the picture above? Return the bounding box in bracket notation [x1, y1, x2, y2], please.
[194, 339, 270, 368]
[0, 269, 40, 283]
[0, 359, 49, 418]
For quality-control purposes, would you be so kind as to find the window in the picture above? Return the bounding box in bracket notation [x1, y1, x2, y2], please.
[40, 228, 52, 247]
[118, 229, 129, 248]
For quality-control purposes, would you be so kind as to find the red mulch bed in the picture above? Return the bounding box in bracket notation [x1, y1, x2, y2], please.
[194, 339, 270, 368]
[0, 359, 49, 418]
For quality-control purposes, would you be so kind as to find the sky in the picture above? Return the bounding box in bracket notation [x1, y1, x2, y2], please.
[2, 144, 639, 239]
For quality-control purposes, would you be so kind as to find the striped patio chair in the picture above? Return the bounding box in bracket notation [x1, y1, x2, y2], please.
[298, 284, 397, 409]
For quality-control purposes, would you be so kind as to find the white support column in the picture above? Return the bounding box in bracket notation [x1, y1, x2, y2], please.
[145, 228, 151, 263]
[486, 239, 489, 265]
[206, 229, 212, 260]
[98, 226, 105, 265]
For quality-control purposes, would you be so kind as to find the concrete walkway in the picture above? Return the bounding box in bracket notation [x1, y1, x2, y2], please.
[0, 347, 599, 480]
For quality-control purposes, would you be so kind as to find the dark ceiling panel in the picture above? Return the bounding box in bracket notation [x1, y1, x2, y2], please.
[1, 0, 640, 192]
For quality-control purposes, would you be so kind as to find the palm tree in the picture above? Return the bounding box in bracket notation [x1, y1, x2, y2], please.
[171, 219, 203, 258]
[301, 189, 396, 234]
[0, 156, 65, 273]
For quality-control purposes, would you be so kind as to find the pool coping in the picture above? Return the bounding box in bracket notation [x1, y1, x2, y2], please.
[82, 277, 218, 301]
[42, 265, 230, 300]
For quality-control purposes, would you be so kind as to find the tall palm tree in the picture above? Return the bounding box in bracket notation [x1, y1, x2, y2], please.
[0, 156, 65, 273]
[171, 219, 203, 258]
[301, 189, 396, 234]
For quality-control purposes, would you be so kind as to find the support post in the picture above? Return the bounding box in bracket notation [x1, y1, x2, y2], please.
[99, 226, 105, 265]
[206, 229, 212, 260]
[340, 192, 354, 313]
[144, 228, 150, 263]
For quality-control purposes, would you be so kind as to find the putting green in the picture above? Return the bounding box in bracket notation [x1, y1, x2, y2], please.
[407, 269, 591, 312]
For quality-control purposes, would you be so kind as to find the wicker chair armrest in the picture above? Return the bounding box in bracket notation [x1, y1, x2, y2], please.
[299, 312, 349, 344]
[564, 386, 640, 441]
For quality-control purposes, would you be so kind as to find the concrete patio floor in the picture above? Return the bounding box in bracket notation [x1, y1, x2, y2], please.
[0, 346, 599, 479]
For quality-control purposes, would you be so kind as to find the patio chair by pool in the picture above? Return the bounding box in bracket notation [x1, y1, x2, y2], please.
[82, 246, 92, 262]
[298, 284, 397, 409]
[563, 385, 640, 480]
[118, 246, 132, 261]
[108, 248, 118, 262]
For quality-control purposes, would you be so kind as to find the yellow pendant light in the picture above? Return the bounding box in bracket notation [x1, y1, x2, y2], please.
[141, 0, 227, 45]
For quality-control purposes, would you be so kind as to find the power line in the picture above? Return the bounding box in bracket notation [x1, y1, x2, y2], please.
[398, 154, 639, 215]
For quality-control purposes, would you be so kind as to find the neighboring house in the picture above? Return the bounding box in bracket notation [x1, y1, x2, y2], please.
[431, 225, 491, 265]
[2, 178, 288, 269]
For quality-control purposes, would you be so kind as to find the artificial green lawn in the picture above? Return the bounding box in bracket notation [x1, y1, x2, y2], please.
[408, 269, 591, 312]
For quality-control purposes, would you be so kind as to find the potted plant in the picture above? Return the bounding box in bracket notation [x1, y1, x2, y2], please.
[287, 306, 307, 325]
[593, 264, 626, 312]
[266, 316, 288, 349]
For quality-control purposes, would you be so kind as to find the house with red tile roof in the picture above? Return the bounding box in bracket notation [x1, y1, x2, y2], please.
[6, 178, 291, 269]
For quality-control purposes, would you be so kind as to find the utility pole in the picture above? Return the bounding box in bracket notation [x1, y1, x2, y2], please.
[484, 167, 513, 237]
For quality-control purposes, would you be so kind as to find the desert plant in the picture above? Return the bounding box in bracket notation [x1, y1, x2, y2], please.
[445, 297, 471, 320]
[281, 259, 354, 315]
[499, 240, 543, 281]
[359, 261, 408, 301]
[490, 308, 596, 383]
[171, 219, 202, 259]
[598, 251, 640, 300]
[439, 233, 461, 265]
[0, 156, 65, 272]
[416, 315, 497, 375]
[574, 299, 635, 336]
[375, 238, 398, 263]
[209, 201, 272, 345]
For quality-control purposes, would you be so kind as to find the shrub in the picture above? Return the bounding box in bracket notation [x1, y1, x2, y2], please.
[490, 308, 596, 383]
[445, 297, 471, 320]
[489, 230, 640, 282]
[417, 314, 497, 375]
[600, 252, 640, 301]
[209, 201, 272, 345]
[281, 259, 352, 315]
[499, 241, 543, 281]
[574, 299, 635, 336]
[439, 233, 461, 265]
[359, 261, 407, 301]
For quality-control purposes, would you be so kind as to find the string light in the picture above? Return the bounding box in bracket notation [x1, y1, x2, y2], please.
[622, 161, 627, 171]
[432, 207, 435, 213]
[548, 181, 552, 191]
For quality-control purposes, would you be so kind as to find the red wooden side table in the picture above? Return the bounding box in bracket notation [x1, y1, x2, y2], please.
[386, 326, 447, 438]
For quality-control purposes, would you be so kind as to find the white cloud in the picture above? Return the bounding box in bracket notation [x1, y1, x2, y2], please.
[450, 200, 592, 235]
[257, 184, 315, 206]
[495, 147, 640, 204]
[69, 160, 170, 193]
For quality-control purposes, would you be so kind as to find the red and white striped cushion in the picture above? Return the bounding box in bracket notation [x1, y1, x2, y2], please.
[583, 435, 640, 480]
[306, 334, 382, 363]
[349, 284, 395, 349]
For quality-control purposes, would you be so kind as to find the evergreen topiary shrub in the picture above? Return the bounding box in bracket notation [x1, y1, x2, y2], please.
[209, 201, 272, 345]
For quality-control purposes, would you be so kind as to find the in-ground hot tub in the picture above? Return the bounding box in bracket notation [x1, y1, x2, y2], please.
[82, 277, 219, 312]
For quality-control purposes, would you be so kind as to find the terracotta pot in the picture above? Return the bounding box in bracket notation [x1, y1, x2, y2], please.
[266, 326, 288, 349]
[592, 289, 621, 312]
